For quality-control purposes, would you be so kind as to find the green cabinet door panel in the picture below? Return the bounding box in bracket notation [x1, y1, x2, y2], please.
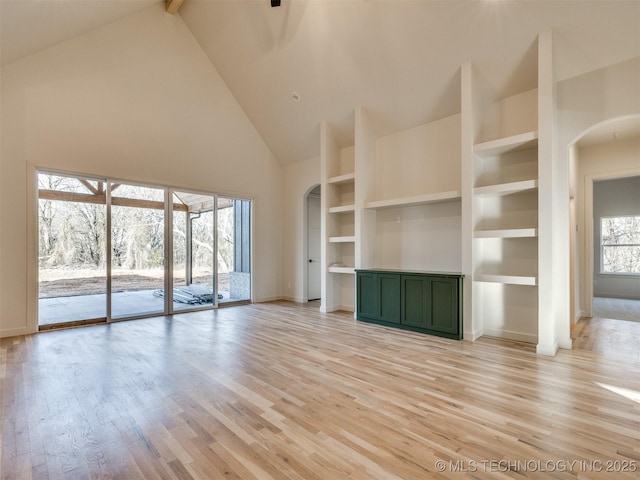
[401, 276, 427, 328]
[427, 278, 459, 335]
[378, 274, 401, 324]
[357, 272, 378, 319]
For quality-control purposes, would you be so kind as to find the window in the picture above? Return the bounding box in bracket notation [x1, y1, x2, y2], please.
[601, 215, 640, 274]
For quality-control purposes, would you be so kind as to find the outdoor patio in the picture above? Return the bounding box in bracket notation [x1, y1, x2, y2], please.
[39, 288, 236, 326]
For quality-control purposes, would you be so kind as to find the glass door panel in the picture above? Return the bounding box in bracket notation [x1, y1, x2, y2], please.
[110, 183, 166, 319]
[217, 197, 251, 304]
[171, 191, 216, 312]
[38, 172, 107, 326]
[37, 172, 247, 326]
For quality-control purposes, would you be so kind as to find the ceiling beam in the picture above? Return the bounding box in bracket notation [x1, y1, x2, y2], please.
[165, 0, 185, 15]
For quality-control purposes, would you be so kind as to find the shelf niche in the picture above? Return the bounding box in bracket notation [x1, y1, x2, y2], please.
[321, 119, 356, 313]
[468, 64, 540, 344]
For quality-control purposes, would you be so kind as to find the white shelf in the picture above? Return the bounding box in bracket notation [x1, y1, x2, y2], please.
[474, 131, 538, 157]
[327, 172, 355, 185]
[474, 228, 538, 239]
[364, 190, 461, 210]
[475, 273, 538, 286]
[329, 236, 356, 243]
[328, 266, 355, 274]
[328, 204, 356, 214]
[474, 179, 538, 196]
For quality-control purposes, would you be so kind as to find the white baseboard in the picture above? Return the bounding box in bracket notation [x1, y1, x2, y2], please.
[536, 340, 559, 357]
[279, 295, 307, 303]
[464, 328, 483, 342]
[575, 310, 586, 322]
[0, 326, 32, 339]
[558, 337, 573, 350]
[320, 304, 353, 313]
[254, 296, 282, 303]
[483, 328, 537, 344]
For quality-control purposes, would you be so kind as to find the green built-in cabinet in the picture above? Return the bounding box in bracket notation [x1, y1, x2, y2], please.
[356, 269, 463, 340]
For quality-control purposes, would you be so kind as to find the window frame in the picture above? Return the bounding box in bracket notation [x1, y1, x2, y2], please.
[599, 214, 640, 276]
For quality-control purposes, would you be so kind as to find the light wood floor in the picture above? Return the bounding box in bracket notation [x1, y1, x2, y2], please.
[572, 297, 640, 361]
[2, 301, 639, 479]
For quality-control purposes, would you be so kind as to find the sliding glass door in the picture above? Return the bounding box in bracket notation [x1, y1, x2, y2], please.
[171, 191, 217, 312]
[38, 170, 251, 327]
[38, 173, 107, 327]
[109, 182, 166, 319]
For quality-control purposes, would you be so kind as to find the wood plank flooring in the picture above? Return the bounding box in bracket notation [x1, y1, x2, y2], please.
[572, 296, 640, 361]
[2, 301, 640, 479]
[572, 316, 640, 361]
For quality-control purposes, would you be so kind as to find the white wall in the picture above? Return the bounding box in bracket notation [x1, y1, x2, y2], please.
[374, 202, 462, 273]
[375, 114, 461, 200]
[0, 4, 283, 338]
[575, 138, 640, 309]
[281, 156, 320, 303]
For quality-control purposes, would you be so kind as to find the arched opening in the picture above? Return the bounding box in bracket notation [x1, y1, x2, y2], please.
[569, 115, 640, 357]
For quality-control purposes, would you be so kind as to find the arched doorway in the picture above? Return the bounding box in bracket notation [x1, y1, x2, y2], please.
[569, 115, 640, 359]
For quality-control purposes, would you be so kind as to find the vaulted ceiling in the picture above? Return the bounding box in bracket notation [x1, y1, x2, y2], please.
[2, 0, 639, 165]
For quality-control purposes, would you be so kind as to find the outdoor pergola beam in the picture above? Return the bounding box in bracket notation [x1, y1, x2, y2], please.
[187, 200, 215, 214]
[165, 0, 185, 15]
[79, 180, 99, 195]
[39, 189, 189, 211]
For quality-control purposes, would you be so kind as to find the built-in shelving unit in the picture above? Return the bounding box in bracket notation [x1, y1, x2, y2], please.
[318, 32, 562, 353]
[321, 121, 357, 313]
[321, 110, 462, 313]
[469, 64, 540, 343]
